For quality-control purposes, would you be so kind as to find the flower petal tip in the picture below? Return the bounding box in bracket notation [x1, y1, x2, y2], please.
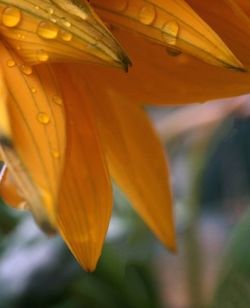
[122, 55, 133, 72]
[77, 256, 99, 273]
[85, 266, 97, 273]
[161, 235, 177, 253]
[113, 48, 132, 71]
[227, 64, 248, 73]
[168, 240, 177, 253]
[221, 53, 247, 72]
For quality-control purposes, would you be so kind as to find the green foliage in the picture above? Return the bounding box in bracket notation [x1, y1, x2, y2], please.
[0, 188, 163, 308]
[212, 208, 250, 308]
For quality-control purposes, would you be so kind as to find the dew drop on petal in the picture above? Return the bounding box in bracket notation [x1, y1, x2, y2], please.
[2, 7, 22, 28]
[60, 30, 73, 42]
[138, 4, 156, 25]
[52, 150, 60, 159]
[37, 21, 59, 39]
[61, 18, 71, 28]
[37, 112, 50, 125]
[162, 21, 180, 46]
[50, 17, 57, 24]
[37, 49, 49, 62]
[52, 95, 63, 106]
[47, 7, 54, 15]
[17, 33, 25, 40]
[7, 59, 16, 67]
[21, 65, 33, 75]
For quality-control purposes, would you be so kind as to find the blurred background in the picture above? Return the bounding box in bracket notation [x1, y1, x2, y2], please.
[0, 95, 250, 308]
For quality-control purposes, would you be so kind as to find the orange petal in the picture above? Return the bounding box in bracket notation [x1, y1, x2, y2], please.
[0, 164, 26, 209]
[82, 0, 250, 105]
[81, 70, 175, 249]
[53, 64, 113, 272]
[0, 41, 65, 233]
[81, 18, 250, 105]
[92, 0, 244, 70]
[0, 66, 11, 142]
[0, 1, 130, 69]
[232, 0, 250, 15]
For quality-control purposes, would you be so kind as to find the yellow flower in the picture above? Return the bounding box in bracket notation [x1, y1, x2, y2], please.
[0, 0, 249, 271]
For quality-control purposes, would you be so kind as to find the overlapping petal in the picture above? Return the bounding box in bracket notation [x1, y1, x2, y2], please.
[0, 41, 65, 232]
[0, 67, 11, 142]
[92, 0, 243, 70]
[54, 64, 113, 271]
[79, 67, 175, 250]
[1, 0, 250, 273]
[86, 0, 250, 105]
[0, 164, 25, 209]
[0, 0, 130, 69]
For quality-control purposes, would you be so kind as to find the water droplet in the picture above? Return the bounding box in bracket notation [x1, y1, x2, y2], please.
[16, 45, 21, 50]
[21, 65, 32, 75]
[2, 7, 22, 28]
[37, 112, 50, 125]
[47, 7, 54, 15]
[37, 21, 59, 39]
[52, 150, 60, 158]
[166, 47, 182, 57]
[31, 87, 37, 93]
[61, 18, 71, 28]
[16, 33, 25, 40]
[7, 59, 16, 67]
[17, 33, 25, 40]
[50, 17, 57, 23]
[52, 95, 63, 106]
[60, 30, 73, 42]
[37, 50, 49, 62]
[162, 21, 180, 46]
[138, 5, 156, 25]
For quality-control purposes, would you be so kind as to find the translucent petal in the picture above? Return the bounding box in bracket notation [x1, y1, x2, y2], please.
[92, 0, 244, 70]
[0, 165, 26, 209]
[79, 67, 175, 249]
[0, 41, 65, 233]
[81, 25, 250, 105]
[0, 0, 130, 69]
[53, 64, 113, 271]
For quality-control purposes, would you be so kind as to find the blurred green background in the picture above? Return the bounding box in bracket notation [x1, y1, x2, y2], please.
[1, 97, 250, 308]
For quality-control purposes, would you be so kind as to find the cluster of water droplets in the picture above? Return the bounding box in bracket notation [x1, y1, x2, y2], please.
[0, 1, 182, 131]
[100, 0, 182, 56]
[1, 5, 66, 159]
[0, 4, 80, 66]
